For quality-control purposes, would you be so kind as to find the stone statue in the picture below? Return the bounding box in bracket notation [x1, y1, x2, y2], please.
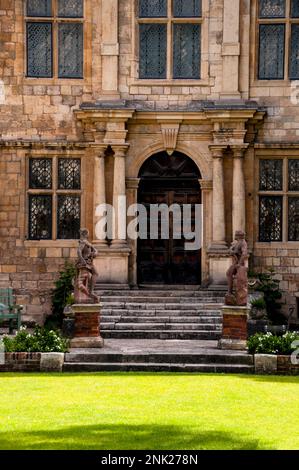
[74, 228, 99, 304]
[225, 230, 249, 307]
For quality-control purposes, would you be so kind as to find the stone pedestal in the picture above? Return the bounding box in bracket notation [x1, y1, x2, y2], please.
[218, 305, 248, 350]
[70, 304, 104, 349]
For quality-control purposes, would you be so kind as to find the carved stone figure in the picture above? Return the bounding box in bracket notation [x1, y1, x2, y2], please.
[225, 230, 249, 307]
[74, 228, 99, 304]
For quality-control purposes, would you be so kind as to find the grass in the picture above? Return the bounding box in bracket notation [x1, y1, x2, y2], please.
[0, 373, 298, 450]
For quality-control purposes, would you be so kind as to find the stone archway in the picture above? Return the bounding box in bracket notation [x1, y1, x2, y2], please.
[137, 151, 202, 285]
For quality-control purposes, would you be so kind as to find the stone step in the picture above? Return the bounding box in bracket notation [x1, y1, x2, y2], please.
[63, 362, 253, 373]
[101, 322, 222, 331]
[99, 296, 223, 303]
[101, 330, 221, 340]
[100, 302, 222, 310]
[66, 352, 253, 366]
[101, 315, 222, 324]
[101, 309, 222, 316]
[96, 288, 225, 297]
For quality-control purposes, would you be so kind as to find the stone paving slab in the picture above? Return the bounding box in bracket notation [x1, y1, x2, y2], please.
[70, 339, 250, 356]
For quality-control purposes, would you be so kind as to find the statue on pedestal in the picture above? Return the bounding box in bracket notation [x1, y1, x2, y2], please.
[74, 228, 99, 304]
[225, 230, 249, 307]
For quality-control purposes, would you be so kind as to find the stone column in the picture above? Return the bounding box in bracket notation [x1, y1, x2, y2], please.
[101, 0, 120, 98]
[232, 146, 247, 235]
[112, 146, 128, 247]
[93, 147, 107, 244]
[210, 146, 227, 250]
[199, 179, 213, 286]
[126, 178, 140, 286]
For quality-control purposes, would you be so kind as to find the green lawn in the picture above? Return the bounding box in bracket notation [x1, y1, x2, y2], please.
[0, 373, 298, 450]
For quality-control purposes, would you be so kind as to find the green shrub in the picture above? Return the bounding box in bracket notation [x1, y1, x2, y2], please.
[247, 332, 299, 355]
[46, 262, 76, 329]
[251, 298, 267, 310]
[3, 326, 69, 353]
[251, 269, 285, 324]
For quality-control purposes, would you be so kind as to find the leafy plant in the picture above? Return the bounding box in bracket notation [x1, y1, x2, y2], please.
[251, 298, 267, 310]
[253, 269, 285, 324]
[46, 262, 76, 328]
[3, 326, 69, 353]
[247, 332, 299, 355]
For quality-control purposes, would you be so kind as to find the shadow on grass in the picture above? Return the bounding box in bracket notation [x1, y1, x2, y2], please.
[0, 423, 266, 450]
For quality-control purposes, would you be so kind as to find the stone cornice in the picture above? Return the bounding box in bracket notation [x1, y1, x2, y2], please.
[0, 140, 88, 150]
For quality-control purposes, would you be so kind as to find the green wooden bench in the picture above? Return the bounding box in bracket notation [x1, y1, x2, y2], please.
[0, 288, 22, 333]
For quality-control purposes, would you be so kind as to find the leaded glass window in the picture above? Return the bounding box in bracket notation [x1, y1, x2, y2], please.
[58, 159, 81, 189]
[57, 195, 81, 239]
[288, 197, 299, 240]
[258, 24, 285, 79]
[289, 159, 299, 190]
[259, 157, 299, 242]
[259, 0, 286, 18]
[27, 0, 52, 17]
[29, 195, 52, 240]
[259, 159, 283, 190]
[138, 0, 202, 80]
[26, 0, 84, 78]
[27, 23, 52, 78]
[139, 24, 167, 79]
[139, 0, 167, 18]
[259, 196, 283, 242]
[28, 157, 81, 240]
[58, 0, 83, 18]
[29, 158, 52, 189]
[258, 0, 299, 79]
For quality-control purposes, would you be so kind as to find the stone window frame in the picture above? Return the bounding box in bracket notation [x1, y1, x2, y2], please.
[256, 153, 299, 245]
[253, 0, 299, 85]
[26, 153, 84, 242]
[129, 0, 210, 87]
[23, 0, 92, 84]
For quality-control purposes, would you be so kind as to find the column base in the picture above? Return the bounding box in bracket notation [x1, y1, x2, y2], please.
[94, 246, 131, 284]
[70, 336, 104, 349]
[218, 338, 247, 351]
[208, 251, 231, 285]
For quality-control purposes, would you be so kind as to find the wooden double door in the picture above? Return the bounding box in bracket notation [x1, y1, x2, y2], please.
[137, 152, 202, 285]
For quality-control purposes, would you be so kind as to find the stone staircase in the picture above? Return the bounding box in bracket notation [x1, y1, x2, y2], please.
[97, 287, 224, 341]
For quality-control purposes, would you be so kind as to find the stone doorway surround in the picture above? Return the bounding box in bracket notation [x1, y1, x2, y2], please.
[75, 101, 265, 287]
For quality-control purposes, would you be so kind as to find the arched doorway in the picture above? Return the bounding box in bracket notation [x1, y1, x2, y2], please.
[137, 151, 202, 285]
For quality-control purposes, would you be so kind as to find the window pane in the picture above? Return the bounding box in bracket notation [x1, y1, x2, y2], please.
[258, 24, 285, 80]
[27, 0, 52, 17]
[139, 0, 167, 17]
[139, 24, 167, 79]
[173, 24, 201, 79]
[173, 0, 202, 17]
[290, 25, 299, 79]
[288, 159, 299, 191]
[259, 196, 283, 242]
[291, 0, 299, 17]
[29, 158, 52, 189]
[58, 0, 83, 18]
[29, 195, 52, 240]
[259, 159, 283, 191]
[27, 22, 52, 77]
[58, 23, 83, 78]
[58, 159, 81, 189]
[259, 0, 286, 18]
[57, 196, 81, 239]
[288, 197, 299, 241]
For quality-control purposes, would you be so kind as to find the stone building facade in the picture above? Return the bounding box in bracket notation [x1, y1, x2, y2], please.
[0, 0, 299, 323]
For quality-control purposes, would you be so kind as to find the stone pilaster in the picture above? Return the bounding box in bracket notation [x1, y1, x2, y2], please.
[231, 145, 248, 235]
[93, 146, 107, 244]
[112, 146, 128, 247]
[209, 146, 227, 251]
[199, 179, 213, 286]
[126, 178, 140, 286]
[100, 0, 120, 98]
[221, 0, 241, 98]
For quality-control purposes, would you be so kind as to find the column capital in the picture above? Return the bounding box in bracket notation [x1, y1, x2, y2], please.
[90, 144, 107, 158]
[199, 179, 213, 191]
[112, 145, 129, 158]
[230, 144, 249, 158]
[209, 145, 227, 158]
[126, 178, 140, 190]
